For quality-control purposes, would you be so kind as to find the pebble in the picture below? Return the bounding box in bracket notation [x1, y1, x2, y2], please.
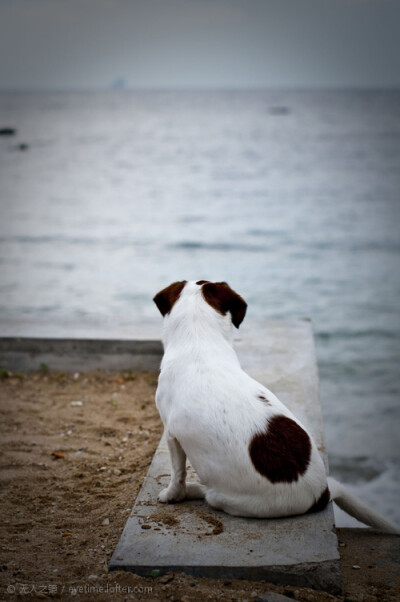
[352, 564, 361, 570]
[113, 468, 122, 476]
[73, 372, 80, 380]
[70, 401, 83, 406]
[88, 574, 97, 579]
[102, 518, 110, 526]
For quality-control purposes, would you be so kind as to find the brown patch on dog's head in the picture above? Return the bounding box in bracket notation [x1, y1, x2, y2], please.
[306, 486, 330, 514]
[249, 414, 311, 483]
[196, 280, 210, 286]
[153, 281, 187, 316]
[201, 281, 247, 328]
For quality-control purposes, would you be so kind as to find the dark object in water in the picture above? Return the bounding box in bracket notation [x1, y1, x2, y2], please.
[269, 107, 290, 115]
[0, 127, 17, 136]
[17, 143, 29, 151]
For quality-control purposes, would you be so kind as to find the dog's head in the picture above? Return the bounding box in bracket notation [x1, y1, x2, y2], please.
[153, 280, 247, 331]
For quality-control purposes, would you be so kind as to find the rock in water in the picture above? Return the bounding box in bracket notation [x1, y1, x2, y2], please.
[0, 128, 17, 136]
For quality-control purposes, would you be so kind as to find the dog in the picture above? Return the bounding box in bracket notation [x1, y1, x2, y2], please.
[153, 280, 398, 532]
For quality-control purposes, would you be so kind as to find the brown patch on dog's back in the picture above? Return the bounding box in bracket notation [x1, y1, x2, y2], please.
[201, 281, 247, 328]
[153, 281, 187, 316]
[249, 414, 311, 483]
[306, 486, 330, 514]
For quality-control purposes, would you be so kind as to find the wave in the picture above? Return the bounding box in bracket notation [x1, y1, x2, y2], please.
[329, 456, 400, 527]
[0, 234, 151, 246]
[316, 328, 399, 341]
[169, 241, 268, 252]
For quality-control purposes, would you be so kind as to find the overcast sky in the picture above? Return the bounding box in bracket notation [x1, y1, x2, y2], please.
[0, 0, 400, 90]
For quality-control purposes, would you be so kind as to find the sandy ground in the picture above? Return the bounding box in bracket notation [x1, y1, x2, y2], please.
[0, 369, 399, 601]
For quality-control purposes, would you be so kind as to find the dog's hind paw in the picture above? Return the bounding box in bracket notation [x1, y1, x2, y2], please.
[157, 486, 186, 504]
[185, 483, 206, 499]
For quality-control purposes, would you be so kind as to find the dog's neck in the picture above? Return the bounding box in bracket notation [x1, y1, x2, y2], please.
[161, 307, 239, 368]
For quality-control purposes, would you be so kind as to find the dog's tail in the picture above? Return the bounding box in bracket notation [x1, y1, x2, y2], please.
[327, 477, 399, 534]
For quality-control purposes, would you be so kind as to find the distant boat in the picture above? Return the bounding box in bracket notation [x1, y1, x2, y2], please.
[269, 106, 290, 115]
[110, 78, 127, 91]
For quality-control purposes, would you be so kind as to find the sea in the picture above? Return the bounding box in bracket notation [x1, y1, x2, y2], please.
[1, 90, 399, 527]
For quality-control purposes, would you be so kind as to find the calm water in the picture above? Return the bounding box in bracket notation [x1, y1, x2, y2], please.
[1, 90, 399, 525]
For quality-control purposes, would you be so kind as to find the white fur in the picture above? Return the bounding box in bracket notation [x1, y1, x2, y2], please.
[155, 280, 399, 532]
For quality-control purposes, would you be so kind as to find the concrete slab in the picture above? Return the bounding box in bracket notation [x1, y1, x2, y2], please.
[0, 337, 163, 373]
[109, 320, 342, 594]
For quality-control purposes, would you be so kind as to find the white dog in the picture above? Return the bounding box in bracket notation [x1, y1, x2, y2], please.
[153, 280, 397, 532]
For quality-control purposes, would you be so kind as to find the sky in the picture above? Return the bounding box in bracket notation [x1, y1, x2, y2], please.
[0, 0, 400, 90]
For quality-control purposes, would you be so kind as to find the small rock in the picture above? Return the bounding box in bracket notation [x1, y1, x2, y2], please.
[159, 573, 174, 584]
[102, 518, 110, 526]
[0, 128, 16, 136]
[352, 564, 361, 570]
[113, 468, 122, 476]
[73, 372, 80, 380]
[70, 400, 83, 406]
[141, 524, 151, 530]
[129, 476, 137, 482]
[88, 574, 97, 579]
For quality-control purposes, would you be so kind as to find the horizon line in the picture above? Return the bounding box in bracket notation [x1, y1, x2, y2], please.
[1, 84, 400, 94]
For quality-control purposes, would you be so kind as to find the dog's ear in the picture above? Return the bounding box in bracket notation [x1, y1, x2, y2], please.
[153, 281, 187, 316]
[202, 282, 247, 328]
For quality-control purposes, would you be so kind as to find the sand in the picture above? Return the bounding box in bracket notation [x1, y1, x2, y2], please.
[0, 369, 399, 601]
